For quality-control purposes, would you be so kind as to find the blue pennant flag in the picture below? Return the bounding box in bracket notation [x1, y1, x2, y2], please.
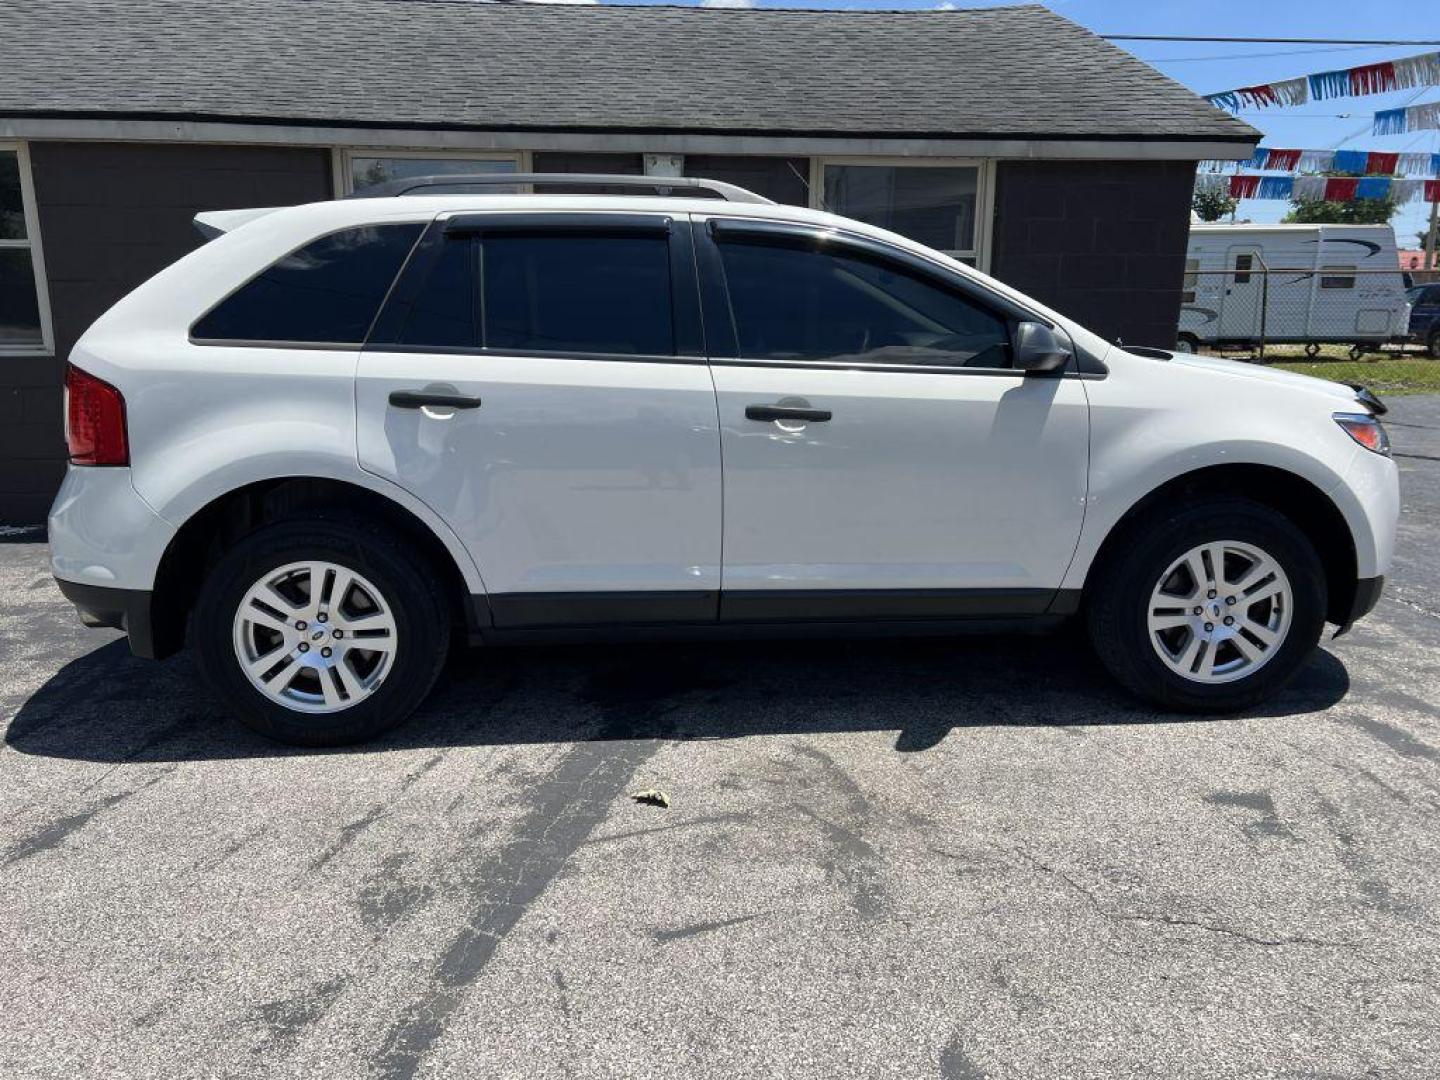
[1373, 109, 1408, 135]
[1355, 176, 1391, 200]
[1257, 176, 1295, 199]
[1248, 147, 1270, 169]
[1432, 153, 1440, 176]
[1332, 149, 1368, 174]
[1308, 69, 1353, 100]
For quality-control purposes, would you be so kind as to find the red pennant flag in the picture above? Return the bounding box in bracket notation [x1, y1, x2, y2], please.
[1235, 84, 1281, 108]
[1349, 61, 1397, 96]
[1230, 175, 1261, 198]
[1266, 148, 1302, 170]
[1325, 177, 1359, 201]
[1426, 179, 1440, 202]
[1366, 152, 1399, 175]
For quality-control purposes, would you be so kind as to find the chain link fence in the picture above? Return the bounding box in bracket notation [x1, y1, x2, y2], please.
[1176, 260, 1415, 360]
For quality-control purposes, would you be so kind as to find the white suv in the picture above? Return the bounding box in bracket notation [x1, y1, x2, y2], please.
[49, 174, 1399, 746]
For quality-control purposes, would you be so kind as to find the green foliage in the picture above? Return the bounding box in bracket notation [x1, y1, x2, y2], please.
[1282, 196, 1396, 225]
[1192, 188, 1237, 222]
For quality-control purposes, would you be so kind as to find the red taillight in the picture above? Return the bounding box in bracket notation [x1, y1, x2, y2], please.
[65, 364, 129, 466]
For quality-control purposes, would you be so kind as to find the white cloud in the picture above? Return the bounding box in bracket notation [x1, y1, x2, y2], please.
[701, 0, 758, 8]
[524, 0, 601, 5]
[934, 2, 959, 9]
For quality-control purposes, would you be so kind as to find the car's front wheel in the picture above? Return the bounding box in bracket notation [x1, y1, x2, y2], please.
[1086, 497, 1326, 712]
[193, 515, 450, 746]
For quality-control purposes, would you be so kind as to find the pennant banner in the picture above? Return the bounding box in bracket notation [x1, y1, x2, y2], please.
[1214, 174, 1440, 202]
[1205, 50, 1440, 111]
[1372, 101, 1440, 134]
[1218, 149, 1440, 176]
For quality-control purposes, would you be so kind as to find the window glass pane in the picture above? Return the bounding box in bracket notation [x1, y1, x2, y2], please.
[0, 151, 26, 240]
[823, 165, 977, 253]
[1182, 258, 1199, 303]
[482, 234, 673, 356]
[0, 249, 42, 345]
[351, 156, 516, 195]
[193, 224, 422, 344]
[717, 240, 1010, 367]
[397, 237, 477, 348]
[1320, 264, 1355, 289]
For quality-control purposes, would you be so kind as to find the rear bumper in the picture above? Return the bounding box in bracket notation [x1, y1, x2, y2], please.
[54, 578, 159, 659]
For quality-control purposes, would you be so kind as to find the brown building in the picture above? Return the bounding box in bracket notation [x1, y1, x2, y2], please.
[0, 0, 1257, 523]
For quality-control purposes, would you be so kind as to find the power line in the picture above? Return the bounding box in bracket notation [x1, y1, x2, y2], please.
[1143, 45, 1383, 64]
[1102, 35, 1440, 45]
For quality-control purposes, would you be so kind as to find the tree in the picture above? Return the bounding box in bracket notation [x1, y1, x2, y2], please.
[1282, 196, 1396, 225]
[1192, 188, 1237, 222]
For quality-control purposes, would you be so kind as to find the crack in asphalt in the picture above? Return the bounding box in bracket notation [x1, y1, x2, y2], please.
[1014, 850, 1362, 950]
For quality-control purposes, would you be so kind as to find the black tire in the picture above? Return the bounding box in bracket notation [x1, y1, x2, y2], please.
[1085, 497, 1327, 713]
[193, 513, 451, 746]
[1428, 330, 1440, 360]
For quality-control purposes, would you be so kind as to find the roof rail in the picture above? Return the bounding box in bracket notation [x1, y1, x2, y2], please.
[343, 172, 774, 204]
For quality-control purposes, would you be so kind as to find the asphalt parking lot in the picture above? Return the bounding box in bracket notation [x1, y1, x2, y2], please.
[2, 398, 1439, 1080]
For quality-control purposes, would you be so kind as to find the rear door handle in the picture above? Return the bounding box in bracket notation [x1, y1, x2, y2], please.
[389, 390, 482, 410]
[745, 405, 832, 423]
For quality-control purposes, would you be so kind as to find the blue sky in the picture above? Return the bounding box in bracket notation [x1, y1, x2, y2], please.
[583, 0, 1440, 247]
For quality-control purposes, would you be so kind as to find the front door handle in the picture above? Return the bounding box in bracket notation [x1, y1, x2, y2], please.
[389, 390, 482, 410]
[745, 404, 832, 423]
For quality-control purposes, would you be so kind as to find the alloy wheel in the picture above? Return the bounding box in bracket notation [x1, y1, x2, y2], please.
[231, 560, 398, 713]
[1146, 540, 1293, 685]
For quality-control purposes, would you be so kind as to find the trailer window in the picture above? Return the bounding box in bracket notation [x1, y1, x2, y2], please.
[1182, 258, 1199, 304]
[1320, 264, 1356, 290]
[1233, 254, 1253, 284]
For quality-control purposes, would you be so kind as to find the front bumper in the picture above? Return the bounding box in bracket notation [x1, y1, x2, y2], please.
[54, 578, 159, 659]
[1334, 574, 1385, 636]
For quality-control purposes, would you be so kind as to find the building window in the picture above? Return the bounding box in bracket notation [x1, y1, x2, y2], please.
[1320, 264, 1356, 290]
[1182, 258, 1199, 304]
[820, 162, 983, 264]
[1233, 253, 1253, 284]
[339, 149, 521, 196]
[0, 144, 52, 355]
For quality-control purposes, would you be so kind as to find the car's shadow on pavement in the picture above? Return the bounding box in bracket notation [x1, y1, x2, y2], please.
[6, 630, 1353, 764]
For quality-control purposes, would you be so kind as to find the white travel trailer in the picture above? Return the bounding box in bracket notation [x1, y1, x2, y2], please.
[1177, 224, 1410, 356]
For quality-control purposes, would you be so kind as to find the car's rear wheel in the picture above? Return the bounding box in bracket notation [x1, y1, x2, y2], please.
[194, 515, 450, 746]
[1428, 329, 1440, 360]
[1086, 497, 1326, 712]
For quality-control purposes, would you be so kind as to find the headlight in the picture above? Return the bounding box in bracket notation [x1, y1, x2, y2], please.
[1333, 412, 1391, 456]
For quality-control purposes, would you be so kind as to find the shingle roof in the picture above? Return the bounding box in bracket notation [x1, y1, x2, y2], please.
[0, 0, 1258, 144]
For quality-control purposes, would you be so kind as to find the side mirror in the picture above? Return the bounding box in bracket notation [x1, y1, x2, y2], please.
[1013, 321, 1072, 375]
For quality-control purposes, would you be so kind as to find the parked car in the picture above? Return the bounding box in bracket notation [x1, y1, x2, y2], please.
[50, 175, 1399, 746]
[1407, 282, 1440, 357]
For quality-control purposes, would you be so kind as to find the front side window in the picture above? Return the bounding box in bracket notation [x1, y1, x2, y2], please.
[1321, 264, 1356, 290]
[822, 164, 979, 260]
[0, 147, 49, 353]
[192, 224, 423, 345]
[349, 155, 517, 196]
[482, 234, 674, 356]
[716, 239, 1010, 368]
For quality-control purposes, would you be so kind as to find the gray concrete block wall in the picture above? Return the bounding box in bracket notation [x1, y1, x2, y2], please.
[990, 160, 1196, 349]
[0, 142, 331, 524]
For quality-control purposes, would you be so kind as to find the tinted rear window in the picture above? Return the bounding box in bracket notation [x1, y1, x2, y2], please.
[193, 223, 422, 344]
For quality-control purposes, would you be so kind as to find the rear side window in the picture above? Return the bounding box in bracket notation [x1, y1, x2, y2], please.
[393, 232, 674, 356]
[483, 234, 673, 356]
[716, 239, 1011, 368]
[192, 223, 422, 344]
